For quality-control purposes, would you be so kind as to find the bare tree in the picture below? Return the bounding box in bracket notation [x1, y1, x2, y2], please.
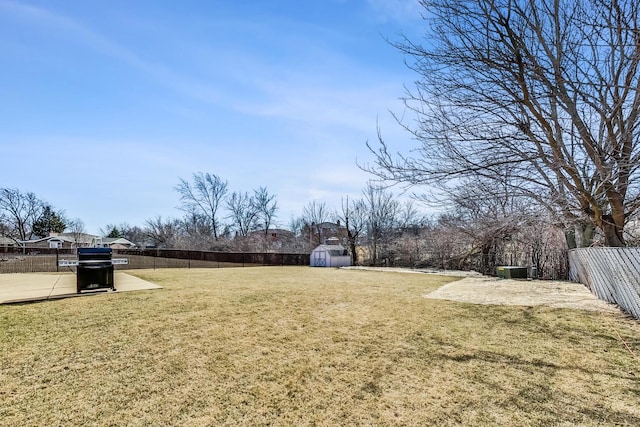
[115, 222, 146, 244]
[367, 0, 640, 247]
[253, 187, 279, 236]
[0, 188, 45, 240]
[301, 201, 331, 245]
[145, 216, 182, 248]
[363, 183, 399, 265]
[66, 218, 86, 248]
[422, 173, 573, 276]
[336, 196, 367, 265]
[226, 191, 259, 237]
[289, 215, 306, 239]
[175, 173, 228, 240]
[392, 200, 429, 266]
[445, 183, 525, 274]
[98, 222, 147, 245]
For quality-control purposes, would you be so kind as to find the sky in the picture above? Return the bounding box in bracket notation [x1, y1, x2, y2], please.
[0, 0, 425, 235]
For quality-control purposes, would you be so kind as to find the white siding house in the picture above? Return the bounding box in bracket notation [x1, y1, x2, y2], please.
[310, 244, 351, 267]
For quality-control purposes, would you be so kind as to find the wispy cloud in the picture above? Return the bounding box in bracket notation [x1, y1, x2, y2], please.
[239, 80, 400, 133]
[366, 0, 423, 23]
[0, 0, 224, 104]
[1, 1, 140, 65]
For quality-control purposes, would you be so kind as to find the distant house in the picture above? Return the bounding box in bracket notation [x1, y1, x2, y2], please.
[94, 237, 136, 249]
[57, 232, 97, 247]
[310, 243, 351, 267]
[303, 221, 348, 246]
[20, 232, 98, 249]
[20, 235, 76, 249]
[247, 228, 296, 249]
[0, 236, 19, 252]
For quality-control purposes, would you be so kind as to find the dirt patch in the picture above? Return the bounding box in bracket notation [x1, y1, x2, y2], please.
[426, 276, 622, 313]
[343, 266, 482, 277]
[344, 267, 621, 314]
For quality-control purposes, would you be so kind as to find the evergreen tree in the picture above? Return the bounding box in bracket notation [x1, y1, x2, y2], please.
[107, 226, 123, 238]
[32, 205, 66, 238]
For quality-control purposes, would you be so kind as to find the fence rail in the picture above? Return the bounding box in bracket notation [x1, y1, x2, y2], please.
[568, 247, 640, 319]
[0, 248, 310, 274]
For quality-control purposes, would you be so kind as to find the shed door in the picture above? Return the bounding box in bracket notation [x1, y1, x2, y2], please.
[314, 250, 327, 266]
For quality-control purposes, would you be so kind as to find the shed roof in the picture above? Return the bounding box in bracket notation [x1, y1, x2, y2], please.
[313, 244, 348, 256]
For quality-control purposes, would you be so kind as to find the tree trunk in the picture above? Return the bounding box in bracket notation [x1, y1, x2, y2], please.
[565, 223, 594, 249]
[349, 241, 358, 265]
[565, 228, 577, 250]
[602, 217, 626, 247]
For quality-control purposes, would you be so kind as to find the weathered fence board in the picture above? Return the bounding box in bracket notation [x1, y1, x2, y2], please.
[568, 247, 640, 319]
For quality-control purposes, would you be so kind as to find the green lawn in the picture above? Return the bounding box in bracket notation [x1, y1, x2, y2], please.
[1, 267, 639, 426]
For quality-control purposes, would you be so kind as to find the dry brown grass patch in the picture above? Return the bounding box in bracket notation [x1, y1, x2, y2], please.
[1, 267, 639, 426]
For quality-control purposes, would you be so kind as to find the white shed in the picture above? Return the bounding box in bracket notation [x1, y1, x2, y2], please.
[310, 244, 351, 267]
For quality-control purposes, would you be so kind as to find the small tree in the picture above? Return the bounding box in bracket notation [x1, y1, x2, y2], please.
[66, 218, 86, 248]
[107, 226, 123, 238]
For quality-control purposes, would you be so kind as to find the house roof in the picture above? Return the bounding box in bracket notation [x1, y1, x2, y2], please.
[0, 236, 17, 245]
[248, 228, 295, 237]
[314, 222, 346, 229]
[58, 232, 97, 244]
[101, 237, 135, 246]
[20, 235, 76, 244]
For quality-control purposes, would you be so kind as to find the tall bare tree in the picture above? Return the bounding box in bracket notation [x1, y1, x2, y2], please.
[336, 196, 367, 265]
[363, 183, 399, 265]
[175, 173, 228, 240]
[253, 187, 278, 236]
[367, 0, 640, 247]
[226, 191, 259, 237]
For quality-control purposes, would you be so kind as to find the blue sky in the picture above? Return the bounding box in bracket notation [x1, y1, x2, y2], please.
[0, 0, 423, 234]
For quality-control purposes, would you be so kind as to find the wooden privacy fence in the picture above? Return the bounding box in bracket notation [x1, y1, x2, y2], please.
[116, 249, 310, 268]
[0, 248, 310, 274]
[568, 247, 640, 319]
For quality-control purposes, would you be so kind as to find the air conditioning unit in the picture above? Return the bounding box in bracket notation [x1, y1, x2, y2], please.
[496, 266, 528, 279]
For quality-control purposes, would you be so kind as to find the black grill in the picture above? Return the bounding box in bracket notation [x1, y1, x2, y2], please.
[77, 247, 114, 293]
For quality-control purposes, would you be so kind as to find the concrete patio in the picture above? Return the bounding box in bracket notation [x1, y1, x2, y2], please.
[0, 271, 162, 304]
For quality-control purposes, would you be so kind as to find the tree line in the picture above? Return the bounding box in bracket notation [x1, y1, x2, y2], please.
[1, 172, 576, 277]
